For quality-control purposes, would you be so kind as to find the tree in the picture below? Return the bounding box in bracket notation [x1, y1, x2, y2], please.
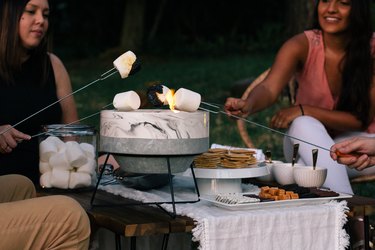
[285, 0, 316, 37]
[119, 0, 146, 51]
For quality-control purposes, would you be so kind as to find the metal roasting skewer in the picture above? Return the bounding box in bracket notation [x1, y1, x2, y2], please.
[199, 101, 335, 154]
[0, 69, 118, 136]
[0, 58, 141, 136]
[30, 103, 113, 139]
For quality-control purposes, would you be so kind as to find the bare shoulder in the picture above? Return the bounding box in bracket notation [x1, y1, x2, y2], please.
[283, 33, 308, 53]
[48, 52, 65, 70]
[48, 52, 69, 79]
[277, 33, 309, 63]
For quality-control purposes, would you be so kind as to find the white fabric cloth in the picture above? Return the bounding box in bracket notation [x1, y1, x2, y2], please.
[99, 175, 349, 250]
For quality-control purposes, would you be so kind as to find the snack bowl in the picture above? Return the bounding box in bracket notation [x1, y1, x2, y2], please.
[272, 162, 304, 185]
[293, 166, 327, 188]
[256, 160, 283, 182]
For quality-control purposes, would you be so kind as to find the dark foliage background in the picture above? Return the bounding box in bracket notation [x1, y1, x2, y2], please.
[49, 0, 287, 60]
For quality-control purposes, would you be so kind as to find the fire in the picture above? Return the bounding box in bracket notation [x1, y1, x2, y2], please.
[165, 89, 177, 111]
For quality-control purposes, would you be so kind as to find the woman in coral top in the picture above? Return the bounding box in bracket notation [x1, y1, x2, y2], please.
[225, 0, 375, 195]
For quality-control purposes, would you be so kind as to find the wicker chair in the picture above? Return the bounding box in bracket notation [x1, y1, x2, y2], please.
[236, 68, 375, 184]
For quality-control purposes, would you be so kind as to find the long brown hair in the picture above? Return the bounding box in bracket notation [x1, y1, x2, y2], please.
[0, 0, 50, 85]
[311, 0, 374, 129]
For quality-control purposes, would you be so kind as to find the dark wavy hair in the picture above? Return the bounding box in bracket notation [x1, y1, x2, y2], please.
[0, 0, 51, 85]
[312, 0, 374, 129]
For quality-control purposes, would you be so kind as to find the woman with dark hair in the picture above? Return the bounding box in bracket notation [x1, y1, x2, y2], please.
[0, 0, 78, 184]
[0, 1, 90, 249]
[225, 0, 375, 194]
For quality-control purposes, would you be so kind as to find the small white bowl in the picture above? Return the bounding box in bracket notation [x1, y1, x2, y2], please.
[256, 160, 283, 182]
[272, 162, 304, 185]
[293, 166, 327, 188]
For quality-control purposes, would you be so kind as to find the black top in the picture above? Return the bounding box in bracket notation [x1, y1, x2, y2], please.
[0, 55, 62, 184]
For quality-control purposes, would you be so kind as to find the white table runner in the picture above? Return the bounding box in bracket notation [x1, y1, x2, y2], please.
[99, 175, 349, 250]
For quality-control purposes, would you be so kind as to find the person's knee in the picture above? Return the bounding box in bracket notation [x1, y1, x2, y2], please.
[53, 195, 89, 222]
[289, 116, 325, 136]
[0, 174, 36, 202]
[44, 195, 90, 236]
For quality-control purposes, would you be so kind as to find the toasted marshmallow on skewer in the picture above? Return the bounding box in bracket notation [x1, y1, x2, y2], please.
[174, 88, 201, 112]
[113, 91, 141, 111]
[147, 84, 171, 106]
[113, 51, 137, 78]
[157, 85, 171, 105]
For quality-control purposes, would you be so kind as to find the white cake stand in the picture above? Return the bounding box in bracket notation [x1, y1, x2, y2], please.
[181, 164, 269, 195]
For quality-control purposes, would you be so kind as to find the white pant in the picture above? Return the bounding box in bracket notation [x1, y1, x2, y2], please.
[283, 116, 375, 195]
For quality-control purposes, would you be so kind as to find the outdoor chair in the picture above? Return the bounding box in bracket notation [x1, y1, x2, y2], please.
[236, 68, 375, 184]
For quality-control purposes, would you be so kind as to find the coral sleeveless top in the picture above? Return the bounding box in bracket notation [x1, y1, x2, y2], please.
[0, 54, 62, 184]
[295, 30, 375, 133]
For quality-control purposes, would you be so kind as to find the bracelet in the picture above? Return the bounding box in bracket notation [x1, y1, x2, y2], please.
[299, 104, 304, 116]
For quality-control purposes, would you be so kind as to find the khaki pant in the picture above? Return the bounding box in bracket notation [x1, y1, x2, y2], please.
[0, 175, 90, 250]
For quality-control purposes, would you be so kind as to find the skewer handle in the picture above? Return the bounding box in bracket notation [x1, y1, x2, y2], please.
[335, 150, 361, 158]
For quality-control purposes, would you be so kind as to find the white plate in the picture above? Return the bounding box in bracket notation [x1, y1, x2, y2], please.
[200, 192, 352, 210]
[186, 164, 269, 179]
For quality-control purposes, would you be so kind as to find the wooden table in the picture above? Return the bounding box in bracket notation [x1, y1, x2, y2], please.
[36, 188, 195, 250]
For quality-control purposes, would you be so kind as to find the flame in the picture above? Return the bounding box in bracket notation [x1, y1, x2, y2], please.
[165, 89, 178, 112]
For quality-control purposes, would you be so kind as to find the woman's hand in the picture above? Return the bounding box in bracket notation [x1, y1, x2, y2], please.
[330, 137, 375, 170]
[224, 97, 250, 118]
[0, 125, 31, 154]
[270, 105, 303, 129]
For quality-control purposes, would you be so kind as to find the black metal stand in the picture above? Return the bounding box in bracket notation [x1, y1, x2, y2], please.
[90, 152, 201, 219]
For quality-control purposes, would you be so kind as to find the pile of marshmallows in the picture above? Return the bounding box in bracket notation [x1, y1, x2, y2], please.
[39, 136, 96, 189]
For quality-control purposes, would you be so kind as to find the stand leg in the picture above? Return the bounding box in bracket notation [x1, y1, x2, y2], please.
[115, 234, 122, 250]
[190, 163, 200, 198]
[90, 154, 200, 218]
[130, 237, 136, 250]
[90, 153, 111, 206]
[161, 234, 170, 250]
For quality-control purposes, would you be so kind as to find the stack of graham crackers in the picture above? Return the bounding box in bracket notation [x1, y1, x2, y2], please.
[193, 148, 228, 168]
[194, 148, 257, 169]
[221, 149, 257, 168]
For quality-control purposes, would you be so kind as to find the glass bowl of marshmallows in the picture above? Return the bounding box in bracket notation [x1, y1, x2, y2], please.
[38, 124, 97, 189]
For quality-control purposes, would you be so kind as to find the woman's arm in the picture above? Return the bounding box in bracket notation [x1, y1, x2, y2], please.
[49, 53, 79, 124]
[225, 33, 308, 117]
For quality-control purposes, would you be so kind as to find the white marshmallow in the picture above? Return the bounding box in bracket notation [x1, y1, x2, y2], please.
[113, 51, 137, 78]
[65, 141, 88, 167]
[49, 151, 71, 170]
[174, 88, 201, 112]
[69, 172, 92, 189]
[80, 142, 96, 159]
[46, 136, 66, 151]
[50, 168, 70, 189]
[39, 138, 58, 162]
[39, 161, 51, 174]
[77, 158, 96, 175]
[40, 171, 52, 188]
[113, 91, 141, 111]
